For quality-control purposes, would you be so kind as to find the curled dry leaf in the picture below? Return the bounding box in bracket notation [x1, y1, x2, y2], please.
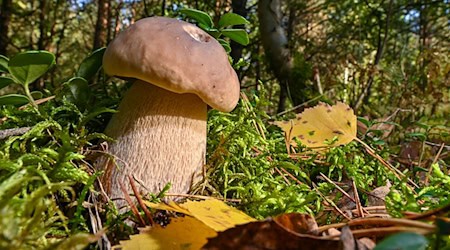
[273, 213, 319, 235]
[202, 219, 340, 250]
[274, 102, 357, 149]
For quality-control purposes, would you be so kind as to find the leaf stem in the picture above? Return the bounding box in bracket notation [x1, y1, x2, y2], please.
[23, 85, 40, 114]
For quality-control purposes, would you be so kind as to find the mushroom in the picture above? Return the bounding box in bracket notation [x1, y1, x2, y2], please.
[100, 16, 240, 202]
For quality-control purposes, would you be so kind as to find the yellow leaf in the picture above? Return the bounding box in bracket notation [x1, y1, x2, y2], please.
[114, 216, 217, 250]
[274, 102, 357, 149]
[179, 199, 257, 232]
[144, 200, 192, 216]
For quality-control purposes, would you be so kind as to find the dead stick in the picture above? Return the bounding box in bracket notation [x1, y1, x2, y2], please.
[406, 203, 450, 220]
[352, 179, 364, 218]
[321, 226, 433, 239]
[128, 175, 154, 226]
[313, 183, 352, 221]
[424, 143, 445, 185]
[119, 181, 146, 227]
[0, 127, 31, 140]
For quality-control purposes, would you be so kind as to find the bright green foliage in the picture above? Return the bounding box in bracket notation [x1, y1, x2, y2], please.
[0, 50, 117, 249]
[204, 93, 316, 219]
[386, 163, 450, 218]
[203, 92, 394, 219]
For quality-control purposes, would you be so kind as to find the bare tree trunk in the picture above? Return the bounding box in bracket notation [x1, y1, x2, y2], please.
[230, 0, 248, 79]
[161, 0, 166, 16]
[0, 0, 12, 55]
[258, 0, 293, 112]
[354, 0, 393, 111]
[93, 0, 110, 50]
[38, 0, 48, 50]
[418, 0, 431, 90]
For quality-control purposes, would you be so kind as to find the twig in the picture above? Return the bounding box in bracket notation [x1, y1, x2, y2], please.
[322, 226, 433, 239]
[313, 183, 352, 220]
[0, 96, 56, 124]
[355, 137, 419, 189]
[275, 94, 323, 117]
[319, 173, 355, 203]
[128, 175, 154, 226]
[352, 179, 364, 218]
[280, 167, 305, 186]
[119, 180, 146, 227]
[405, 203, 450, 220]
[274, 167, 291, 184]
[0, 127, 31, 140]
[424, 143, 445, 185]
[317, 217, 436, 234]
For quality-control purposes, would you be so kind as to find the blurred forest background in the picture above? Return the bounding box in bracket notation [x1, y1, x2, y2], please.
[1, 0, 448, 120]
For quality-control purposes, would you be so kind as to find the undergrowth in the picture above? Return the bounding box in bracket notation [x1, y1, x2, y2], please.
[0, 48, 448, 249]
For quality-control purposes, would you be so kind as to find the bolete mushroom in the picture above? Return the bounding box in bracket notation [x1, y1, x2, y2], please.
[100, 16, 240, 202]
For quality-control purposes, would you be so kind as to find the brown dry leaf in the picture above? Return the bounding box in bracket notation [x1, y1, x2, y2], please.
[274, 102, 357, 149]
[114, 216, 217, 250]
[203, 213, 339, 250]
[179, 199, 257, 232]
[273, 213, 319, 235]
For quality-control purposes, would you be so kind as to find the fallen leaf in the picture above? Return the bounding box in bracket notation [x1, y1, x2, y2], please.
[144, 200, 192, 215]
[274, 102, 357, 149]
[273, 213, 319, 235]
[114, 216, 217, 250]
[203, 216, 339, 250]
[180, 199, 257, 232]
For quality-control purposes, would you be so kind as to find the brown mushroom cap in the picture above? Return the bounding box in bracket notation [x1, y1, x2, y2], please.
[103, 16, 240, 112]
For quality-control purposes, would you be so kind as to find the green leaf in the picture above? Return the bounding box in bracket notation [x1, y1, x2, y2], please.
[180, 8, 213, 28]
[406, 132, 427, 141]
[0, 94, 29, 106]
[62, 77, 90, 111]
[0, 55, 9, 73]
[8, 51, 55, 86]
[218, 13, 249, 28]
[31, 91, 43, 99]
[0, 76, 15, 90]
[80, 107, 116, 126]
[357, 116, 371, 128]
[217, 38, 231, 53]
[374, 232, 428, 250]
[76, 47, 106, 81]
[221, 29, 249, 45]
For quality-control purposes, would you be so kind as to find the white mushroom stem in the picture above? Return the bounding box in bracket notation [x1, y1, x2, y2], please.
[102, 80, 206, 201]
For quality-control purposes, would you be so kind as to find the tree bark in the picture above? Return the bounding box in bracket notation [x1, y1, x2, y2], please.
[230, 0, 248, 79]
[38, 0, 48, 50]
[354, 0, 393, 111]
[0, 0, 12, 55]
[258, 0, 293, 112]
[93, 0, 110, 50]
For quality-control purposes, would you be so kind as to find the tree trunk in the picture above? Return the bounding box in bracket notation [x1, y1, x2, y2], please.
[0, 0, 12, 55]
[38, 0, 48, 50]
[258, 0, 293, 112]
[230, 0, 248, 79]
[93, 0, 110, 50]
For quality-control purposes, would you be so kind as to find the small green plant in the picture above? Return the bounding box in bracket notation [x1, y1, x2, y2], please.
[0, 51, 55, 109]
[0, 49, 116, 249]
[179, 8, 250, 53]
